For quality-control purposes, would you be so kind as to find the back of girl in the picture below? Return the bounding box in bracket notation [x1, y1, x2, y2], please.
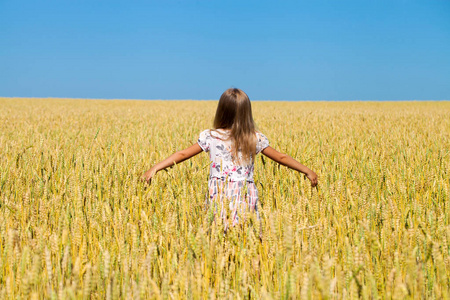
[142, 88, 318, 233]
[197, 88, 269, 229]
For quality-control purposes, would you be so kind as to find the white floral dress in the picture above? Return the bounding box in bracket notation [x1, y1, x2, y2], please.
[197, 129, 269, 226]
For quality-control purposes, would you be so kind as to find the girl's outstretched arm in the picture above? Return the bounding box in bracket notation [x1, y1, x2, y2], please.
[142, 143, 203, 183]
[261, 146, 318, 187]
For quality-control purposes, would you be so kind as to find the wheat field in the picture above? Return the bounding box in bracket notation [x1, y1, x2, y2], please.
[1, 98, 449, 299]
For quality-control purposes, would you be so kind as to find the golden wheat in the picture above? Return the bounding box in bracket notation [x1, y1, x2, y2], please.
[0, 98, 449, 298]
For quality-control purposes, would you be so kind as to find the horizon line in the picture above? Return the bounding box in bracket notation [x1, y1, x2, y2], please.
[1, 96, 449, 102]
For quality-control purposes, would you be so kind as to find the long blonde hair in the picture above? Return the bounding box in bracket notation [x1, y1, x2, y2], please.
[213, 88, 256, 164]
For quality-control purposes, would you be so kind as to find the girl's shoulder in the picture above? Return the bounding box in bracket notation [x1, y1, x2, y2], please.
[200, 129, 230, 139]
[198, 129, 212, 152]
[255, 131, 269, 141]
[255, 131, 270, 153]
[199, 128, 227, 136]
[198, 129, 229, 152]
[199, 129, 211, 138]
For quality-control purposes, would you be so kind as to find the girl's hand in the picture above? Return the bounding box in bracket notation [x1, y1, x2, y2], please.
[306, 171, 318, 187]
[141, 168, 156, 183]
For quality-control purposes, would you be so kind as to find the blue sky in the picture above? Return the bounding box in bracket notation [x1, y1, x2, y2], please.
[1, 1, 449, 100]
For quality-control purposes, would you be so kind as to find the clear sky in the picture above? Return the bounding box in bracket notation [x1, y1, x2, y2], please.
[1, 1, 449, 100]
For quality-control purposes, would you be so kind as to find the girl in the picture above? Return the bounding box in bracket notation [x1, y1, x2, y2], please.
[142, 88, 318, 230]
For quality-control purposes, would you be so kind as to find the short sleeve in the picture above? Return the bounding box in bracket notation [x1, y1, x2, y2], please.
[198, 130, 211, 152]
[256, 132, 269, 154]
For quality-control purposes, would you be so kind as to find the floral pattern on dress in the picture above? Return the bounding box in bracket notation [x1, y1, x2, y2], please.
[207, 178, 260, 228]
[197, 129, 269, 182]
